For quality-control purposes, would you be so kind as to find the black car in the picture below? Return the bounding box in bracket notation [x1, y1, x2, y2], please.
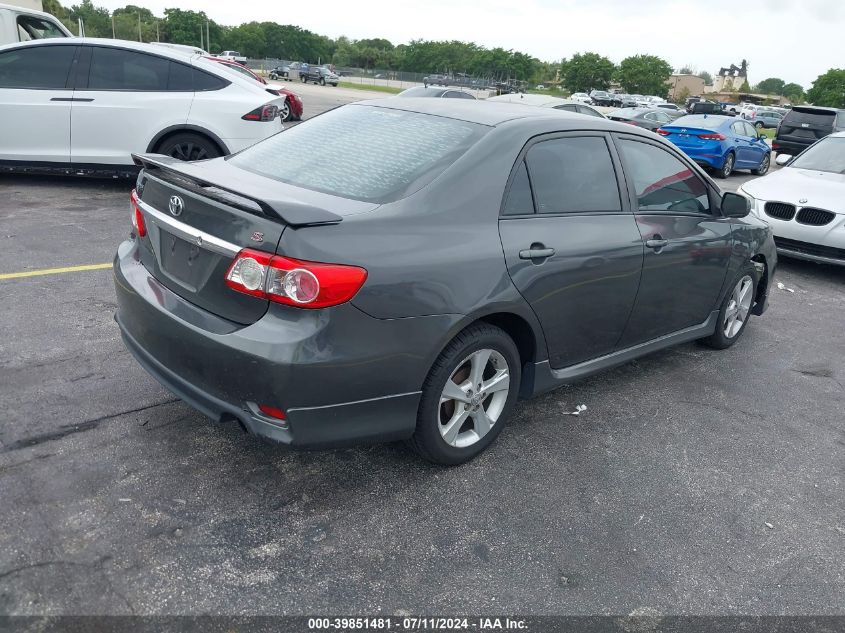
[423, 74, 449, 87]
[397, 86, 476, 99]
[606, 107, 675, 131]
[268, 65, 290, 81]
[305, 66, 339, 86]
[589, 90, 614, 106]
[614, 94, 638, 108]
[773, 106, 845, 155]
[116, 99, 775, 465]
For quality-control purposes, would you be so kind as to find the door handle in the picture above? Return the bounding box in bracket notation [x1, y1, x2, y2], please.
[519, 246, 555, 260]
[50, 97, 94, 102]
[645, 237, 669, 250]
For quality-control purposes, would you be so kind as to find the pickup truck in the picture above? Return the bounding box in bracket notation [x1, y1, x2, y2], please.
[217, 50, 247, 65]
[305, 66, 339, 86]
[0, 2, 71, 45]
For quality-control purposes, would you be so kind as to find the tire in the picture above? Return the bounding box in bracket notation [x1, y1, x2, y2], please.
[407, 323, 521, 465]
[752, 152, 770, 176]
[301, 75, 307, 83]
[279, 98, 292, 122]
[755, 121, 764, 129]
[319, 77, 326, 86]
[700, 264, 757, 350]
[269, 73, 277, 80]
[716, 152, 735, 179]
[156, 132, 221, 162]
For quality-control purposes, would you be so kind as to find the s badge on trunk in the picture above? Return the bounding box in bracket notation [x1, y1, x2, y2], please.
[251, 232, 264, 242]
[168, 195, 184, 217]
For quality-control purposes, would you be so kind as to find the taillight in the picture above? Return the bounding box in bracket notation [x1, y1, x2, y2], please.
[697, 133, 727, 140]
[130, 189, 146, 237]
[656, 128, 670, 136]
[225, 248, 367, 309]
[258, 404, 286, 420]
[242, 104, 279, 121]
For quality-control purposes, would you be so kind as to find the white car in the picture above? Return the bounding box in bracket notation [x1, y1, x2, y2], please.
[0, 1, 71, 46]
[738, 132, 845, 266]
[487, 93, 606, 118]
[570, 92, 592, 104]
[0, 38, 286, 173]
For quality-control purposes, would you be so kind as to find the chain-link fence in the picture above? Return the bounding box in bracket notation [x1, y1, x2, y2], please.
[244, 59, 519, 95]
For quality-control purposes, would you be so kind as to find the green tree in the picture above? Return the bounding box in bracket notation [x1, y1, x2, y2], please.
[68, 0, 111, 37]
[697, 70, 713, 86]
[806, 69, 845, 107]
[563, 52, 614, 92]
[112, 5, 158, 42]
[754, 77, 785, 95]
[162, 8, 216, 50]
[677, 64, 694, 74]
[738, 80, 751, 93]
[782, 82, 805, 103]
[617, 54, 672, 96]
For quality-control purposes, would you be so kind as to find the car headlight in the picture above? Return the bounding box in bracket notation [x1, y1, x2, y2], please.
[737, 186, 766, 221]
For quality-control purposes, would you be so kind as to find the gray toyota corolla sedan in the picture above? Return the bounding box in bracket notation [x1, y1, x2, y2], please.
[114, 98, 776, 465]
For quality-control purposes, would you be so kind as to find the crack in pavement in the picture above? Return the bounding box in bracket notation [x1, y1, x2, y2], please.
[2, 399, 180, 453]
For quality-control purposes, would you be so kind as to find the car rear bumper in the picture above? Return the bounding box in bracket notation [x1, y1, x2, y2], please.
[772, 139, 812, 155]
[679, 147, 725, 169]
[112, 239, 448, 448]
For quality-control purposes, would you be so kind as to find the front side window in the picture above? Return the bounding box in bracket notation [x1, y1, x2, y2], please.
[88, 47, 169, 91]
[230, 104, 488, 203]
[0, 45, 75, 89]
[17, 15, 67, 41]
[617, 139, 710, 214]
[525, 136, 621, 214]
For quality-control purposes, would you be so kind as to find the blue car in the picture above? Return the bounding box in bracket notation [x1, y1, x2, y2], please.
[657, 114, 771, 179]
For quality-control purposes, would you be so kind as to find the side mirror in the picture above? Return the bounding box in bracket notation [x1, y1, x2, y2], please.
[722, 192, 751, 218]
[775, 154, 792, 166]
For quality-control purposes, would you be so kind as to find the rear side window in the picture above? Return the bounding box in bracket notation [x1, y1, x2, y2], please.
[617, 139, 709, 214]
[502, 162, 534, 216]
[553, 104, 578, 112]
[167, 61, 193, 91]
[577, 105, 603, 117]
[230, 105, 488, 203]
[17, 15, 67, 41]
[525, 137, 621, 214]
[0, 45, 75, 89]
[193, 68, 228, 91]
[88, 47, 169, 90]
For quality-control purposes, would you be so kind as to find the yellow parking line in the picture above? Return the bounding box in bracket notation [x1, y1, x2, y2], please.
[0, 263, 112, 280]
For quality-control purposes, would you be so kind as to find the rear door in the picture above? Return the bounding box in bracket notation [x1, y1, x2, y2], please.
[69, 45, 194, 165]
[0, 43, 77, 163]
[613, 135, 732, 346]
[730, 120, 756, 167]
[498, 133, 644, 369]
[778, 107, 836, 147]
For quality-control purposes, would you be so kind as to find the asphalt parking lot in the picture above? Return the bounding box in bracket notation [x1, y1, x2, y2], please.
[0, 84, 843, 617]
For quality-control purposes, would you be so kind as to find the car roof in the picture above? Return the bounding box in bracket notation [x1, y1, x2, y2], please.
[352, 99, 655, 137]
[0, 2, 60, 17]
[486, 93, 585, 108]
[0, 37, 196, 59]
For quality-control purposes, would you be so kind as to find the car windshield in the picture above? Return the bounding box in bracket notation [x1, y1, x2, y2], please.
[229, 105, 488, 203]
[790, 137, 845, 174]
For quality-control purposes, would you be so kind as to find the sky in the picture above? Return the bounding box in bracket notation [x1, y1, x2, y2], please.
[93, 0, 844, 88]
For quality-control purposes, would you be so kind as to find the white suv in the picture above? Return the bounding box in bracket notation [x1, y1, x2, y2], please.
[0, 38, 286, 174]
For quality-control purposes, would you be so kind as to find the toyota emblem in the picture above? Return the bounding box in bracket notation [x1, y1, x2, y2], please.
[168, 195, 184, 217]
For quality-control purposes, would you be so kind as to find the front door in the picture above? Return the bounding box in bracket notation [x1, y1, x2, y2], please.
[613, 136, 733, 347]
[498, 133, 644, 369]
[0, 43, 77, 163]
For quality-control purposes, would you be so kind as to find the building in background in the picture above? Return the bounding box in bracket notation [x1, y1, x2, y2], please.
[667, 74, 706, 101]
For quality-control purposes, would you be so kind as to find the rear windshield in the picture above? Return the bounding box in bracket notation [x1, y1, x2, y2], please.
[670, 115, 723, 129]
[790, 136, 845, 174]
[785, 108, 836, 128]
[230, 105, 488, 203]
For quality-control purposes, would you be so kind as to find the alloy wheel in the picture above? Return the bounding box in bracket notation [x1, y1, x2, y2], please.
[279, 100, 290, 121]
[723, 275, 753, 338]
[168, 143, 209, 161]
[722, 154, 734, 178]
[438, 349, 510, 448]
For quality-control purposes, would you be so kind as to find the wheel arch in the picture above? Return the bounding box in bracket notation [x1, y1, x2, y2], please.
[146, 125, 230, 156]
[424, 309, 549, 400]
[750, 253, 769, 315]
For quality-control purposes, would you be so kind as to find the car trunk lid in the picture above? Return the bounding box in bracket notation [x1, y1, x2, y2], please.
[659, 125, 724, 149]
[132, 154, 361, 325]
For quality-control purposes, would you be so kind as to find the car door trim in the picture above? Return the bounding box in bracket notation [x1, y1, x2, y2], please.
[135, 197, 241, 257]
[528, 310, 719, 395]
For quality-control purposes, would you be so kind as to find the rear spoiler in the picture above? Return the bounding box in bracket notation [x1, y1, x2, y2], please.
[132, 153, 343, 227]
